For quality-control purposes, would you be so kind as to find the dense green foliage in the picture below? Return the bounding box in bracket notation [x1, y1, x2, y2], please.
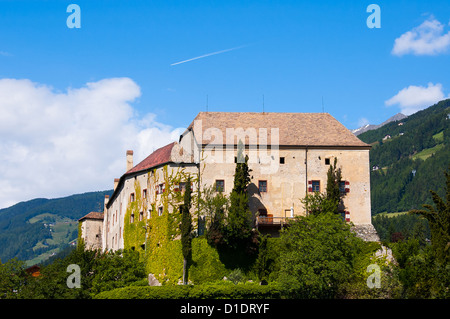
[0, 190, 112, 264]
[372, 166, 450, 298]
[359, 98, 450, 214]
[94, 281, 282, 299]
[410, 165, 450, 265]
[201, 185, 228, 247]
[277, 212, 363, 298]
[0, 243, 146, 299]
[373, 214, 430, 243]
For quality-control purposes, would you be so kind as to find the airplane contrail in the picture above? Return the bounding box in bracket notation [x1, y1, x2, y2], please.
[170, 45, 248, 66]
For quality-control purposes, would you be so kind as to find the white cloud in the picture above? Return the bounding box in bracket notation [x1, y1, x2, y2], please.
[392, 18, 450, 56]
[0, 78, 182, 208]
[385, 82, 448, 115]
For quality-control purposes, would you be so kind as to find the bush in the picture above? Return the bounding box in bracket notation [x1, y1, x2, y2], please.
[277, 212, 362, 298]
[94, 281, 283, 299]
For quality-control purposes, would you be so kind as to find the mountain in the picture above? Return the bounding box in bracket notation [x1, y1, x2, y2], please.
[357, 99, 450, 215]
[0, 190, 112, 266]
[352, 113, 407, 136]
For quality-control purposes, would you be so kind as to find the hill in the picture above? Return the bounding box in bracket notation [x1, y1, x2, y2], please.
[0, 190, 112, 265]
[352, 113, 407, 136]
[358, 98, 450, 214]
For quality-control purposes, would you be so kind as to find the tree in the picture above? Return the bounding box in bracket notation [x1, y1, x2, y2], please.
[409, 165, 450, 265]
[200, 184, 229, 247]
[325, 157, 344, 213]
[278, 212, 361, 298]
[226, 140, 253, 248]
[180, 176, 193, 285]
[301, 157, 344, 216]
[301, 191, 338, 216]
[90, 249, 146, 295]
[0, 258, 28, 299]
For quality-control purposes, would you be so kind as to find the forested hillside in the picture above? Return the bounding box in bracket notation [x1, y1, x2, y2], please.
[0, 190, 112, 265]
[358, 98, 450, 214]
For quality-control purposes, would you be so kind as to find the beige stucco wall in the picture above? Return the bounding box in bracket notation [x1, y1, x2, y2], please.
[81, 219, 103, 250]
[199, 146, 371, 225]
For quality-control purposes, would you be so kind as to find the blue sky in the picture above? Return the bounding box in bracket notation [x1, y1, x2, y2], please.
[0, 0, 449, 207]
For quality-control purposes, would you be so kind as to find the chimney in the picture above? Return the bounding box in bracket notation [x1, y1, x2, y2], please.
[114, 178, 119, 191]
[126, 150, 133, 172]
[104, 195, 109, 213]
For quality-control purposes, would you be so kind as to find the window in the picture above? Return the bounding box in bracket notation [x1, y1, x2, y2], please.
[156, 183, 165, 194]
[130, 193, 135, 202]
[311, 181, 320, 192]
[143, 189, 147, 199]
[325, 158, 330, 165]
[139, 211, 143, 221]
[158, 206, 163, 216]
[258, 180, 267, 193]
[130, 213, 134, 223]
[280, 157, 285, 164]
[215, 180, 225, 192]
[179, 182, 186, 192]
[339, 181, 346, 194]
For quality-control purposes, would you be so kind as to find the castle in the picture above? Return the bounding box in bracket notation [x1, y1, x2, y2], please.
[79, 112, 376, 251]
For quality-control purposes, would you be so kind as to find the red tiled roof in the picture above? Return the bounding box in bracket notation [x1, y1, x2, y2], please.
[126, 142, 175, 174]
[78, 212, 104, 221]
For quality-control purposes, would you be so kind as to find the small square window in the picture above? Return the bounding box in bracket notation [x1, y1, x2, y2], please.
[215, 180, 225, 192]
[258, 180, 267, 193]
[325, 158, 330, 165]
[280, 157, 285, 164]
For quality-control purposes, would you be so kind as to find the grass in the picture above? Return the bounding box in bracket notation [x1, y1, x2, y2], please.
[412, 143, 445, 161]
[377, 211, 408, 218]
[26, 213, 78, 266]
[432, 131, 444, 143]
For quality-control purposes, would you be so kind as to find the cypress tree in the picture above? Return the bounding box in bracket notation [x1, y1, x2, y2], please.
[326, 157, 344, 213]
[180, 176, 192, 285]
[227, 140, 253, 248]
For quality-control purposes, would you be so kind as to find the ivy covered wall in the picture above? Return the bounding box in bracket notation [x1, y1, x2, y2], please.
[122, 164, 217, 285]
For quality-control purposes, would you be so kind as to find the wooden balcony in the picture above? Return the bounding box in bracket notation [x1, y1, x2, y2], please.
[255, 215, 294, 236]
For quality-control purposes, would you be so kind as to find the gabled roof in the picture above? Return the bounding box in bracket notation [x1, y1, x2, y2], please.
[107, 142, 187, 209]
[187, 112, 370, 148]
[78, 212, 104, 222]
[127, 142, 175, 174]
